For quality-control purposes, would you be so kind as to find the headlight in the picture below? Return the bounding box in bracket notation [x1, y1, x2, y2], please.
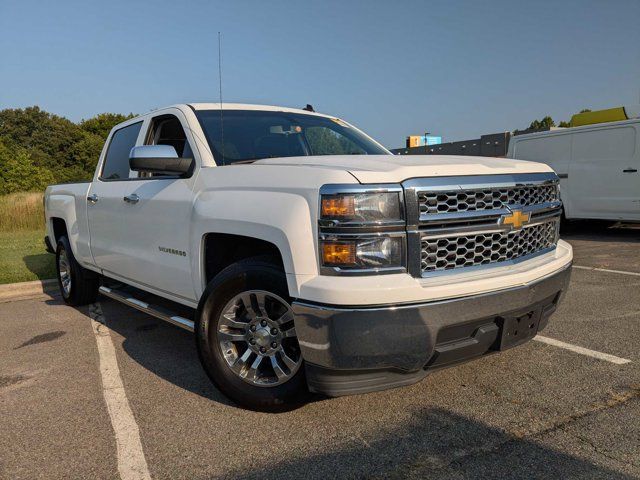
[320, 190, 403, 226]
[318, 184, 406, 275]
[320, 235, 405, 271]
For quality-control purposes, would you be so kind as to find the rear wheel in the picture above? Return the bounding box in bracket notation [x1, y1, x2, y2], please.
[195, 257, 307, 411]
[55, 236, 99, 306]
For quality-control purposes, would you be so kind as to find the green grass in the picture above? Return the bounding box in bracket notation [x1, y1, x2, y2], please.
[0, 192, 54, 284]
[0, 229, 55, 284]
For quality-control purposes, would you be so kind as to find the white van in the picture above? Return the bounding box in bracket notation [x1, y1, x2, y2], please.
[507, 116, 640, 222]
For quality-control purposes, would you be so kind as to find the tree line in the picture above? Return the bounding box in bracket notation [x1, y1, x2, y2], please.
[0, 106, 135, 194]
[525, 109, 591, 131]
[0, 105, 594, 195]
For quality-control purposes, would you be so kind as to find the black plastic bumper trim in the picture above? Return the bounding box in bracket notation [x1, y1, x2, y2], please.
[293, 263, 572, 396]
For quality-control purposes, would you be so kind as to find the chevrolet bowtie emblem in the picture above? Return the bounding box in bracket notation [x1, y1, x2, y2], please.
[502, 209, 530, 230]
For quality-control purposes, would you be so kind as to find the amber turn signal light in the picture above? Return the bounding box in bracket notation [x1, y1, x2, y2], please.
[321, 242, 356, 265]
[321, 196, 355, 217]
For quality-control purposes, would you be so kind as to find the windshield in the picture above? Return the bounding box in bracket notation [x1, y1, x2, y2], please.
[195, 110, 389, 165]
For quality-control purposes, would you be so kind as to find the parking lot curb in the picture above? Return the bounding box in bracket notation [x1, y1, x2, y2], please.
[0, 279, 58, 303]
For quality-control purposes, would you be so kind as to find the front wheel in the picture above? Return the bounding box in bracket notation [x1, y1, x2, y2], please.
[195, 257, 307, 411]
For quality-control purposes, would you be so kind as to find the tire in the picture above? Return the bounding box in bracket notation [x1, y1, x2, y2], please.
[55, 236, 99, 306]
[195, 256, 308, 411]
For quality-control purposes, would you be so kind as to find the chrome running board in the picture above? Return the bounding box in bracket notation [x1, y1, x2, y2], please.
[98, 286, 195, 332]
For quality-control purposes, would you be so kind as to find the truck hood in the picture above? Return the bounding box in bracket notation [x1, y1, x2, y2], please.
[252, 155, 553, 183]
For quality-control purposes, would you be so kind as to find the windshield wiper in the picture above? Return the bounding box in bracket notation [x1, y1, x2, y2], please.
[229, 158, 261, 164]
[225, 156, 274, 164]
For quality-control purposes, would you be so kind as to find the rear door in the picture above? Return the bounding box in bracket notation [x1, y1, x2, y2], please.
[87, 120, 144, 274]
[114, 110, 199, 302]
[568, 124, 640, 220]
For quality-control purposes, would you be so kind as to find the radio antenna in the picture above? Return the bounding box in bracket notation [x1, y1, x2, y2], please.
[218, 31, 225, 165]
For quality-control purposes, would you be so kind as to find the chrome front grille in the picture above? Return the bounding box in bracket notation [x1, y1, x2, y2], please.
[418, 184, 559, 215]
[420, 219, 559, 273]
[403, 173, 563, 277]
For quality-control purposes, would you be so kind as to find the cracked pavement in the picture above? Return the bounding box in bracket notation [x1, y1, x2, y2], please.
[0, 222, 638, 479]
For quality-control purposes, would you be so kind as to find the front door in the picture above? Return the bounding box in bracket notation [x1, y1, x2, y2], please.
[113, 111, 199, 302]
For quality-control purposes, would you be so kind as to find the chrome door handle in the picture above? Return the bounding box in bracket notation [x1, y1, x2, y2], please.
[123, 194, 140, 204]
[87, 194, 99, 203]
[623, 168, 638, 173]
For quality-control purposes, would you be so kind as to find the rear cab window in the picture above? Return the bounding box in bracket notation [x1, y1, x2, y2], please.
[100, 122, 143, 180]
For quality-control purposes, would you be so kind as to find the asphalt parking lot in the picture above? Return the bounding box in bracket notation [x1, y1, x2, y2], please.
[1, 223, 639, 480]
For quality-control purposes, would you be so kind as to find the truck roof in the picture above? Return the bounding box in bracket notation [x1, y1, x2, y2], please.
[187, 103, 333, 118]
[112, 103, 336, 131]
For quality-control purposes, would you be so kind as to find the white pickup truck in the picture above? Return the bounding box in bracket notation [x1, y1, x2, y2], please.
[44, 103, 573, 410]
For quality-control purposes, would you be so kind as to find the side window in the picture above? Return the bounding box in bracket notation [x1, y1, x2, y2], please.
[146, 115, 192, 158]
[141, 115, 194, 178]
[101, 122, 143, 180]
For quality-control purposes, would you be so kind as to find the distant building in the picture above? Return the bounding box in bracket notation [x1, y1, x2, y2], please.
[392, 132, 511, 157]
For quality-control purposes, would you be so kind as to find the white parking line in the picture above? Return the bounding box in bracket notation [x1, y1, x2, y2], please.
[89, 303, 152, 480]
[534, 335, 632, 365]
[573, 265, 640, 277]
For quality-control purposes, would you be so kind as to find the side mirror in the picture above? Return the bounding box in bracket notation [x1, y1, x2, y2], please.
[129, 145, 193, 175]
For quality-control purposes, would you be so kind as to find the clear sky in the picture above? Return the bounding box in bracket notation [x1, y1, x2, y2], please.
[1, 0, 639, 148]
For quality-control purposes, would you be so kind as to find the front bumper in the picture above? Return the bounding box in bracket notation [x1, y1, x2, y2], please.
[292, 262, 572, 397]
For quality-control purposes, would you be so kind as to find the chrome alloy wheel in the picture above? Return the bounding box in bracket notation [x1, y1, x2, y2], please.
[217, 290, 301, 387]
[58, 247, 72, 296]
